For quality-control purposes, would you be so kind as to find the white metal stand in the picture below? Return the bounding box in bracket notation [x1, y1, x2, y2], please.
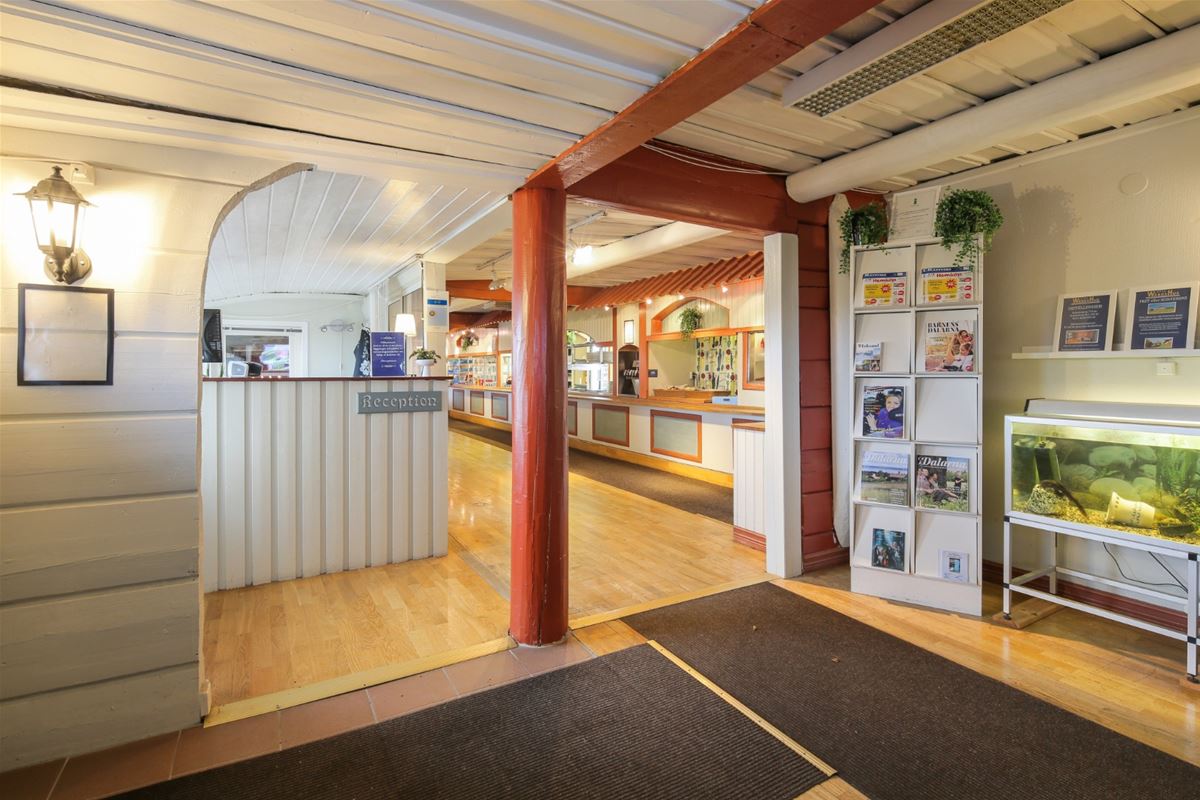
[1003, 512, 1199, 682]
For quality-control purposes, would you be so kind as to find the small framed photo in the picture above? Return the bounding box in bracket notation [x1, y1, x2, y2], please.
[1052, 291, 1116, 352]
[17, 283, 115, 386]
[1123, 282, 1198, 351]
[623, 319, 635, 345]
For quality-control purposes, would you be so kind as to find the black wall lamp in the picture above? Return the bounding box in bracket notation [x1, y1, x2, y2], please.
[18, 165, 93, 285]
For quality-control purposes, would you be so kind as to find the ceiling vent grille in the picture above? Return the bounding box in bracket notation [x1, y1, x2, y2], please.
[797, 0, 1070, 117]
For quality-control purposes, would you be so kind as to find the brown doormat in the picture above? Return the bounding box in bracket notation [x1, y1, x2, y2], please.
[624, 582, 1199, 800]
[117, 645, 826, 799]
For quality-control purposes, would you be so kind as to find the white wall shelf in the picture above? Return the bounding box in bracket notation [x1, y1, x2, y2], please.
[1012, 349, 1200, 360]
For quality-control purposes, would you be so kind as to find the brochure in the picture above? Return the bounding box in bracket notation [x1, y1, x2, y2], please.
[860, 450, 910, 506]
[861, 272, 907, 308]
[1053, 292, 1116, 352]
[920, 266, 974, 304]
[940, 549, 970, 583]
[862, 385, 905, 439]
[1125, 283, 1197, 350]
[854, 341, 882, 372]
[915, 454, 969, 512]
[871, 529, 907, 572]
[923, 318, 975, 372]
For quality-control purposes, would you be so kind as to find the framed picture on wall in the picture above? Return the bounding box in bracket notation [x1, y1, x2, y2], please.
[17, 283, 115, 386]
[1122, 282, 1198, 351]
[1052, 291, 1116, 352]
[623, 319, 635, 345]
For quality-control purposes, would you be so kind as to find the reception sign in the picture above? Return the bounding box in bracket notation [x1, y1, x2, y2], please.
[1124, 283, 1198, 350]
[370, 331, 407, 377]
[357, 391, 443, 414]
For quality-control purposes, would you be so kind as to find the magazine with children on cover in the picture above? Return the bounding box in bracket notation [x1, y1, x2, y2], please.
[861, 385, 905, 439]
[923, 318, 975, 372]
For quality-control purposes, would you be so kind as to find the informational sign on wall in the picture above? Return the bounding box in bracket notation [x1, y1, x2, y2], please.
[1125, 283, 1198, 350]
[357, 391, 443, 414]
[1053, 291, 1116, 352]
[425, 290, 450, 332]
[369, 331, 407, 377]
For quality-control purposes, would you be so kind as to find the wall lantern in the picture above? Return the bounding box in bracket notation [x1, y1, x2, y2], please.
[19, 166, 93, 285]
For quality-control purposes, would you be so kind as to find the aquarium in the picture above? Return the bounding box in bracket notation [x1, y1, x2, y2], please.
[1007, 414, 1200, 546]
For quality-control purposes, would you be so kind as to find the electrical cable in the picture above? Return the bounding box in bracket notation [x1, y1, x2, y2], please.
[1101, 543, 1186, 592]
[640, 142, 793, 175]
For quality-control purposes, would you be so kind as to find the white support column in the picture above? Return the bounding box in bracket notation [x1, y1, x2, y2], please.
[763, 233, 804, 577]
[422, 261, 448, 377]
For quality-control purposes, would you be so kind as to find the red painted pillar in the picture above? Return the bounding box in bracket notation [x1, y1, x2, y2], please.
[510, 186, 569, 645]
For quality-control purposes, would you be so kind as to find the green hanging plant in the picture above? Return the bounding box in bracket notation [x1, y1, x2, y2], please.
[678, 305, 703, 339]
[934, 189, 1004, 266]
[837, 201, 889, 274]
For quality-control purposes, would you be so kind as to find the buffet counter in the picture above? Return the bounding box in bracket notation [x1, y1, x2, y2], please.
[448, 384, 763, 484]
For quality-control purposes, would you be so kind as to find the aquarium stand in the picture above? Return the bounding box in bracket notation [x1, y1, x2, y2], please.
[1003, 512, 1199, 682]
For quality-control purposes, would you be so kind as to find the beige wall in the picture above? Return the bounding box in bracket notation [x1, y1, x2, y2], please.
[940, 113, 1200, 593]
[0, 127, 286, 769]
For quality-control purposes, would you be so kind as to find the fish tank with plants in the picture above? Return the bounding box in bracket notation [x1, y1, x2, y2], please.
[1007, 409, 1200, 546]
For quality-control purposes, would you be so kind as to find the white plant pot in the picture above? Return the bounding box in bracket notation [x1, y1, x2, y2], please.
[416, 359, 435, 377]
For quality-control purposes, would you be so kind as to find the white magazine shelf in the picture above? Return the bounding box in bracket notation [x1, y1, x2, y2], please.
[848, 237, 983, 616]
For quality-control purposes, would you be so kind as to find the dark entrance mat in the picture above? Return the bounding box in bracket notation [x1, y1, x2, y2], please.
[624, 582, 1199, 800]
[117, 645, 826, 799]
[449, 417, 733, 524]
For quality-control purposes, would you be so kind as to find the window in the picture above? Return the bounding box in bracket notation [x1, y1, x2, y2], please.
[743, 331, 765, 389]
[223, 321, 308, 377]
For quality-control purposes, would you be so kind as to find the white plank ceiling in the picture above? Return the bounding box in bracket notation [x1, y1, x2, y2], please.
[446, 200, 762, 287]
[665, 0, 1200, 191]
[205, 168, 501, 301]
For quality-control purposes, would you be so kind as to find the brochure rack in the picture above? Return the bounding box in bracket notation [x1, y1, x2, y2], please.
[847, 237, 983, 615]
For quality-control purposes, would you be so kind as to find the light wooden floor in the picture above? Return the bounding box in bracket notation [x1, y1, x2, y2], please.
[447, 430, 766, 620]
[204, 430, 764, 705]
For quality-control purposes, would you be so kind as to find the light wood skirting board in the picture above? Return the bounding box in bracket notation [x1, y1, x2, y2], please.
[204, 635, 515, 727]
[449, 409, 511, 433]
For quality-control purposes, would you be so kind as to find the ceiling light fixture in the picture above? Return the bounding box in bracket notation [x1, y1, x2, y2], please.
[571, 244, 594, 266]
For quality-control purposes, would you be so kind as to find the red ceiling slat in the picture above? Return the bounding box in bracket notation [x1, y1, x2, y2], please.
[576, 250, 769, 309]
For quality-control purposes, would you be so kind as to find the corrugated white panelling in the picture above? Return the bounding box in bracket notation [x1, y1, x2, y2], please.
[0, 128, 289, 770]
[199, 379, 449, 592]
[567, 308, 614, 342]
[733, 426, 766, 536]
[648, 279, 764, 333]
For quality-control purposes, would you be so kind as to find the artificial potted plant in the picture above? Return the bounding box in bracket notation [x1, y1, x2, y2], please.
[837, 201, 889, 274]
[934, 189, 1003, 266]
[409, 347, 440, 377]
[678, 305, 703, 339]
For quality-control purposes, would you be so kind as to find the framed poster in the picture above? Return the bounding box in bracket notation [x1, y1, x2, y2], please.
[425, 290, 450, 332]
[1053, 291, 1116, 352]
[888, 186, 940, 241]
[202, 308, 223, 363]
[623, 319, 635, 345]
[17, 283, 114, 385]
[369, 331, 407, 377]
[1123, 282, 1198, 351]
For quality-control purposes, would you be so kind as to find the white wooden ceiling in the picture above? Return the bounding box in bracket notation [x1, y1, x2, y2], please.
[665, 0, 1200, 191]
[445, 201, 762, 287]
[204, 168, 501, 301]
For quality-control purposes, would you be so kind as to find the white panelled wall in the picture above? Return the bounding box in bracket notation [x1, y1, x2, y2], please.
[0, 128, 290, 770]
[200, 379, 449, 592]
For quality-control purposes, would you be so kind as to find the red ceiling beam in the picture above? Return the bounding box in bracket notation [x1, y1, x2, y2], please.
[525, 0, 881, 192]
[446, 279, 598, 307]
[568, 142, 830, 234]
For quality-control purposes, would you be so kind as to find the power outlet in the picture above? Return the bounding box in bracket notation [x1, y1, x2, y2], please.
[1155, 360, 1177, 377]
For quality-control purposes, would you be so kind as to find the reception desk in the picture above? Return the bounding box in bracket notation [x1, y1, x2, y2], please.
[200, 377, 450, 591]
[450, 385, 763, 485]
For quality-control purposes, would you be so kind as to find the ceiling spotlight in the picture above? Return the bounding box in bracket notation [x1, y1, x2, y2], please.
[645, 297, 653, 305]
[676, 294, 684, 300]
[571, 245, 594, 266]
[603, 305, 610, 311]
[487, 268, 504, 291]
[721, 285, 729, 294]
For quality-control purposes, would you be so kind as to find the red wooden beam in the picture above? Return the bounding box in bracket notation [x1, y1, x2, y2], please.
[568, 142, 829, 234]
[525, 0, 881, 191]
[446, 279, 599, 307]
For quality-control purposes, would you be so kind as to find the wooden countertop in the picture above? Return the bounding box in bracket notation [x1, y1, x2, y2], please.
[731, 420, 766, 431]
[450, 384, 765, 416]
